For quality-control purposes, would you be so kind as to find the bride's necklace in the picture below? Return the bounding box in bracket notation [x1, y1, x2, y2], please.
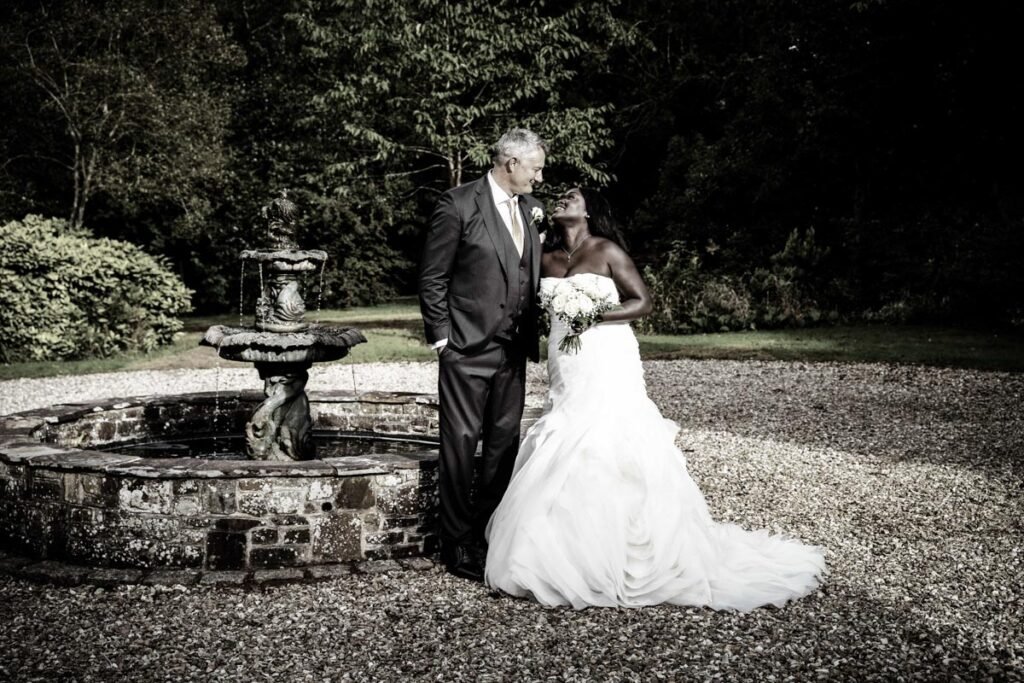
[562, 234, 592, 262]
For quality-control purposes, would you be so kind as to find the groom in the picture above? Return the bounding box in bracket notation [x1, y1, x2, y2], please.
[418, 128, 546, 581]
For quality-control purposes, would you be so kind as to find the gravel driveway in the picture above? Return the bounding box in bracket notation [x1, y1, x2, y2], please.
[1, 359, 1021, 682]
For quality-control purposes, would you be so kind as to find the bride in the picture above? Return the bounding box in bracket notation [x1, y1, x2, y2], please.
[484, 187, 825, 611]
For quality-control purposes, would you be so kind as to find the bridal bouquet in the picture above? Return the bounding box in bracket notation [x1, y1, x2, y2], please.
[542, 278, 616, 354]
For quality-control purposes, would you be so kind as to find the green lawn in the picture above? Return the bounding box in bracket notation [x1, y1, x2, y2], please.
[182, 298, 423, 333]
[2, 300, 1021, 380]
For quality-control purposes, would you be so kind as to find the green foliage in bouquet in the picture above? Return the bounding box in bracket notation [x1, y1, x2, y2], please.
[0, 215, 192, 362]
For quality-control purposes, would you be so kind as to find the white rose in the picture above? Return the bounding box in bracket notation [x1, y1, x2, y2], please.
[570, 287, 593, 307]
[563, 298, 581, 318]
[552, 293, 570, 313]
[577, 296, 595, 315]
[578, 278, 604, 300]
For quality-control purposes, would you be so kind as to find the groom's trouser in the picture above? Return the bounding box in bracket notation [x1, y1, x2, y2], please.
[437, 338, 527, 547]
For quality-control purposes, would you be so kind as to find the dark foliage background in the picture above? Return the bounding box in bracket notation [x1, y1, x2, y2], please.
[1, 0, 1020, 330]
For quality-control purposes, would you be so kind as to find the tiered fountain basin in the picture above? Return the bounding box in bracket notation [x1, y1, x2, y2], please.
[202, 324, 366, 364]
[0, 390, 445, 574]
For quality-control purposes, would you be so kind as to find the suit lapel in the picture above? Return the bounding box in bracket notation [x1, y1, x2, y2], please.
[521, 199, 542, 285]
[474, 176, 510, 280]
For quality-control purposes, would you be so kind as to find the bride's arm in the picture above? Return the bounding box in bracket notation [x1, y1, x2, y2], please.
[600, 242, 652, 324]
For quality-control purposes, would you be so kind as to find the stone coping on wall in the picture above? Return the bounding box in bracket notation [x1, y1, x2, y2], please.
[0, 443, 434, 480]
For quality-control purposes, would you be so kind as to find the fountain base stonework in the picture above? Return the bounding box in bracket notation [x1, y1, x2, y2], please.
[0, 391, 450, 576]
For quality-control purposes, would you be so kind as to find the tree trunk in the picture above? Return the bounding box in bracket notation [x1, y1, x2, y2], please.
[71, 141, 84, 231]
[71, 144, 96, 231]
[449, 153, 462, 188]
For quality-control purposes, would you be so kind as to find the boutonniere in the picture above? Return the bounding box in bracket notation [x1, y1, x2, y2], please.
[530, 206, 544, 227]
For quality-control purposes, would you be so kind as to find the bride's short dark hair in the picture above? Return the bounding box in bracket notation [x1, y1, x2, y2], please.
[544, 187, 627, 252]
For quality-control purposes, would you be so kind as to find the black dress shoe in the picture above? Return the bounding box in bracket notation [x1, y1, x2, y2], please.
[441, 544, 484, 582]
[468, 542, 488, 567]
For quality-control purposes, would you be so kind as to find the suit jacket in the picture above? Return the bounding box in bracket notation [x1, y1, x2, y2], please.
[419, 173, 543, 361]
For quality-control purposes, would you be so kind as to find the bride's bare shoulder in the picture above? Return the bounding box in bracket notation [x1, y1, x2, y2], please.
[592, 237, 633, 266]
[589, 237, 623, 254]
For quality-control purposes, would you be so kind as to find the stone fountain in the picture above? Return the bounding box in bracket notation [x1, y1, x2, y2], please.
[0, 191, 448, 577]
[201, 192, 366, 461]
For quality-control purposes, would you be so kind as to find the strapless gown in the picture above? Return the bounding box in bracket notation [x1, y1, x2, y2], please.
[484, 273, 825, 611]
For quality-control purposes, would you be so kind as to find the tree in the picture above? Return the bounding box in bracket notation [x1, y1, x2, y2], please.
[216, 0, 415, 308]
[215, 0, 640, 307]
[0, 0, 243, 232]
[614, 0, 1024, 328]
[285, 0, 639, 199]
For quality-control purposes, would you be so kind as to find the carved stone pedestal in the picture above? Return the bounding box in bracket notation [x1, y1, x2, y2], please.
[246, 362, 314, 461]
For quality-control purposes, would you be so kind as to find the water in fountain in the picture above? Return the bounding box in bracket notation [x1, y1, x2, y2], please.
[256, 261, 265, 328]
[316, 255, 327, 324]
[107, 433, 437, 460]
[238, 260, 246, 328]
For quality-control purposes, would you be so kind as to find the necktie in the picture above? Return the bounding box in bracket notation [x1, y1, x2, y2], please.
[509, 196, 524, 256]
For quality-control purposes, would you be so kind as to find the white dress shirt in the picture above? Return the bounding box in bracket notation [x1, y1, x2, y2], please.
[487, 170, 519, 236]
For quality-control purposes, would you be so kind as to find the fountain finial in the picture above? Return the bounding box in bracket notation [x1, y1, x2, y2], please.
[261, 189, 299, 250]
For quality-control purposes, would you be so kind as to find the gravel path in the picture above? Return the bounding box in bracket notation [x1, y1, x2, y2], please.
[1, 359, 1022, 682]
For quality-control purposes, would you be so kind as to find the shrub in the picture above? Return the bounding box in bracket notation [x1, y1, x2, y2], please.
[749, 227, 839, 327]
[639, 244, 756, 334]
[641, 228, 841, 334]
[0, 215, 192, 362]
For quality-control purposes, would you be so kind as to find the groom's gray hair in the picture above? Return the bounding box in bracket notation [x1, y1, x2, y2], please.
[492, 128, 548, 165]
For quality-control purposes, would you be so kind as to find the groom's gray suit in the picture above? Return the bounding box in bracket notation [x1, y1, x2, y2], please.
[419, 173, 542, 551]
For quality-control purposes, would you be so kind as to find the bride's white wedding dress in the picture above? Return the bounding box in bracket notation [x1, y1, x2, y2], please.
[484, 273, 825, 611]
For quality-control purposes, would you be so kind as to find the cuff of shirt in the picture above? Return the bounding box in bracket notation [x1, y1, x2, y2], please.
[431, 339, 448, 350]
